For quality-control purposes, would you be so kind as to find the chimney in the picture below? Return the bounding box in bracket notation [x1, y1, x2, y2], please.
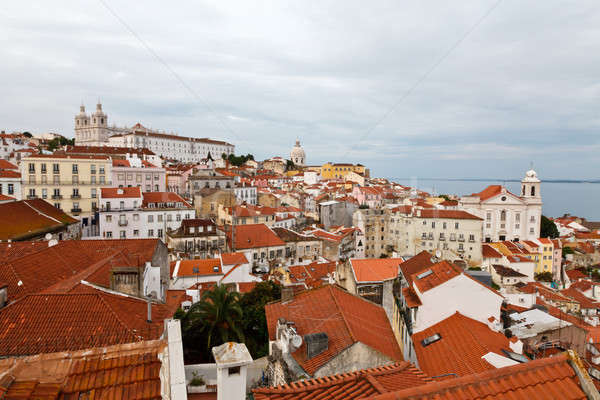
[164, 319, 187, 399]
[147, 299, 152, 323]
[212, 342, 253, 400]
[509, 336, 523, 354]
[305, 332, 328, 359]
[281, 287, 294, 303]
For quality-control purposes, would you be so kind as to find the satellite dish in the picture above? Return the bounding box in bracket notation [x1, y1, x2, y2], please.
[435, 250, 442, 258]
[290, 334, 303, 350]
[45, 233, 52, 241]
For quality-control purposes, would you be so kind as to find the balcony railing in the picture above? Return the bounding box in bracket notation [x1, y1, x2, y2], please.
[71, 194, 81, 199]
[458, 237, 465, 242]
[27, 195, 37, 199]
[51, 195, 63, 199]
[71, 208, 82, 213]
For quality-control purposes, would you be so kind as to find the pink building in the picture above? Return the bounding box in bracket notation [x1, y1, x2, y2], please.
[111, 159, 166, 192]
[352, 186, 384, 208]
[166, 164, 196, 195]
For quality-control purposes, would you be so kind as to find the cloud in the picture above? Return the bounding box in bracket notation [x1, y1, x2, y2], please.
[0, 0, 599, 179]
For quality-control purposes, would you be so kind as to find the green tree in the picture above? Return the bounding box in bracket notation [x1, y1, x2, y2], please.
[535, 272, 553, 282]
[540, 215, 559, 238]
[562, 246, 574, 257]
[182, 285, 244, 356]
[286, 159, 295, 170]
[47, 136, 75, 151]
[239, 281, 281, 358]
[22, 131, 32, 138]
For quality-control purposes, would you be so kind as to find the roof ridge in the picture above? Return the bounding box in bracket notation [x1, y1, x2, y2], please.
[330, 286, 357, 343]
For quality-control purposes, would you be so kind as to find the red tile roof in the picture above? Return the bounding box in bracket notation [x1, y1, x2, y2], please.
[349, 258, 404, 283]
[372, 351, 593, 400]
[142, 191, 192, 207]
[228, 224, 285, 249]
[0, 199, 78, 241]
[221, 252, 248, 265]
[402, 287, 422, 308]
[171, 259, 222, 277]
[398, 251, 435, 286]
[471, 185, 503, 201]
[0, 241, 49, 262]
[253, 362, 431, 400]
[265, 285, 403, 375]
[567, 269, 589, 281]
[417, 209, 483, 220]
[0, 339, 166, 400]
[100, 186, 141, 198]
[112, 159, 131, 167]
[0, 284, 179, 356]
[0, 159, 18, 170]
[0, 239, 160, 302]
[0, 170, 20, 178]
[483, 244, 504, 258]
[412, 312, 513, 378]
[411, 261, 461, 293]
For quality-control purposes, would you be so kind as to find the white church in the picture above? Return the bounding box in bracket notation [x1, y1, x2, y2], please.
[459, 169, 543, 242]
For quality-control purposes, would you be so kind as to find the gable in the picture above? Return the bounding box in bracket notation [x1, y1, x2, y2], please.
[481, 191, 525, 205]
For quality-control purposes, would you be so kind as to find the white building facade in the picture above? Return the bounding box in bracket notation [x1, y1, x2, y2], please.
[459, 169, 542, 242]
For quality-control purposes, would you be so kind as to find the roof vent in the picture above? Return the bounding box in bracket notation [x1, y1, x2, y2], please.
[416, 269, 433, 280]
[421, 333, 441, 347]
[213, 266, 219, 272]
[305, 332, 328, 359]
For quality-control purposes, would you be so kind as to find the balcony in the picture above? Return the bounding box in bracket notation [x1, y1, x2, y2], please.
[51, 195, 63, 200]
[118, 220, 128, 227]
[71, 194, 81, 199]
[457, 248, 465, 253]
[71, 208, 82, 213]
[439, 236, 445, 241]
[458, 237, 465, 242]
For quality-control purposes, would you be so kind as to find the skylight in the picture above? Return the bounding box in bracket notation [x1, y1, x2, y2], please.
[501, 349, 529, 363]
[421, 333, 441, 347]
[416, 270, 433, 280]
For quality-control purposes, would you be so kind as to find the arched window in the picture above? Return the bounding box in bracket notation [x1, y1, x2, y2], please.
[522, 185, 525, 196]
[500, 210, 506, 221]
[531, 186, 535, 196]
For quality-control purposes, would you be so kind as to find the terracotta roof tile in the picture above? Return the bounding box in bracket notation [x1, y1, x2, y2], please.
[227, 224, 285, 249]
[0, 199, 78, 241]
[411, 260, 461, 293]
[253, 362, 431, 400]
[0, 339, 166, 399]
[412, 312, 514, 378]
[349, 258, 404, 283]
[221, 252, 248, 265]
[142, 191, 192, 208]
[0, 159, 18, 170]
[171, 259, 222, 277]
[483, 244, 504, 258]
[100, 186, 141, 198]
[417, 209, 483, 220]
[265, 285, 402, 375]
[398, 251, 436, 287]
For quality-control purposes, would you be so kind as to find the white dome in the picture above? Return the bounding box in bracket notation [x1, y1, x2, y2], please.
[290, 140, 305, 165]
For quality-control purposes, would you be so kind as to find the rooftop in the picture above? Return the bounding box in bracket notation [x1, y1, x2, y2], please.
[227, 224, 285, 250]
[349, 258, 404, 283]
[0, 199, 78, 241]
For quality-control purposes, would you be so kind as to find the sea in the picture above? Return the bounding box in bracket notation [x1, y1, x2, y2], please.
[389, 178, 600, 221]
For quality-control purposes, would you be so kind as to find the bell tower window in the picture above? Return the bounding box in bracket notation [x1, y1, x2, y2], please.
[531, 186, 535, 196]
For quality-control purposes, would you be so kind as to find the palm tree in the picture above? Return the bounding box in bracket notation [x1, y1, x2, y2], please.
[184, 285, 245, 351]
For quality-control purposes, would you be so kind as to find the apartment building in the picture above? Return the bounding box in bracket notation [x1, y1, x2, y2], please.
[354, 207, 483, 265]
[20, 154, 112, 223]
[111, 159, 166, 192]
[98, 188, 194, 240]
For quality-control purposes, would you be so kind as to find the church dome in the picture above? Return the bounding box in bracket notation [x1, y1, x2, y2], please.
[290, 140, 306, 166]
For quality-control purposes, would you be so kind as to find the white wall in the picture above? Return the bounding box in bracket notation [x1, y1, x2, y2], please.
[413, 274, 503, 333]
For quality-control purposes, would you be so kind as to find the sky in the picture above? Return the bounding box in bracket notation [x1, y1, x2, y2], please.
[1, 0, 600, 180]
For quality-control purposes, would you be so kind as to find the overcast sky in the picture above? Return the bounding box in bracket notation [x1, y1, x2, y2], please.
[1, 1, 599, 180]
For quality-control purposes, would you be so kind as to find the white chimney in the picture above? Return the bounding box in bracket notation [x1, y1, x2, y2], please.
[212, 342, 253, 400]
[164, 319, 187, 399]
[509, 336, 523, 354]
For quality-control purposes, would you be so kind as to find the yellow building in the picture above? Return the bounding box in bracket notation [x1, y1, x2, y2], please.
[320, 162, 366, 180]
[21, 154, 112, 223]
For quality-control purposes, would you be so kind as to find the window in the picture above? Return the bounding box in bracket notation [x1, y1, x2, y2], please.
[54, 202, 61, 209]
[106, 231, 113, 238]
[120, 231, 126, 239]
[486, 212, 491, 221]
[148, 215, 154, 223]
[72, 175, 79, 184]
[154, 184, 159, 191]
[431, 222, 435, 228]
[515, 213, 520, 222]
[148, 229, 154, 237]
[91, 176, 96, 184]
[176, 214, 181, 221]
[133, 214, 139, 221]
[42, 188, 47, 199]
[157, 214, 163, 222]
[53, 188, 60, 198]
[99, 167, 105, 174]
[99, 176, 105, 184]
[119, 201, 124, 210]
[53, 163, 59, 173]
[106, 215, 112, 222]
[72, 164, 78, 174]
[41, 163, 47, 173]
[455, 222, 459, 229]
[167, 214, 172, 222]
[443, 222, 447, 229]
[106, 201, 111, 211]
[41, 175, 47, 184]
[7, 184, 14, 195]
[91, 164, 96, 174]
[28, 163, 35, 173]
[91, 188, 97, 198]
[157, 229, 163, 238]
[146, 185, 151, 192]
[469, 234, 475, 242]
[29, 175, 35, 184]
[133, 229, 139, 236]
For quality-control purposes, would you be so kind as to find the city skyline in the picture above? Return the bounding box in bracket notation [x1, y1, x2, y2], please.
[2, 1, 600, 179]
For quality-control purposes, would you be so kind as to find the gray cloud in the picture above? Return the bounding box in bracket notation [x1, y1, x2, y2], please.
[1, 0, 599, 179]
